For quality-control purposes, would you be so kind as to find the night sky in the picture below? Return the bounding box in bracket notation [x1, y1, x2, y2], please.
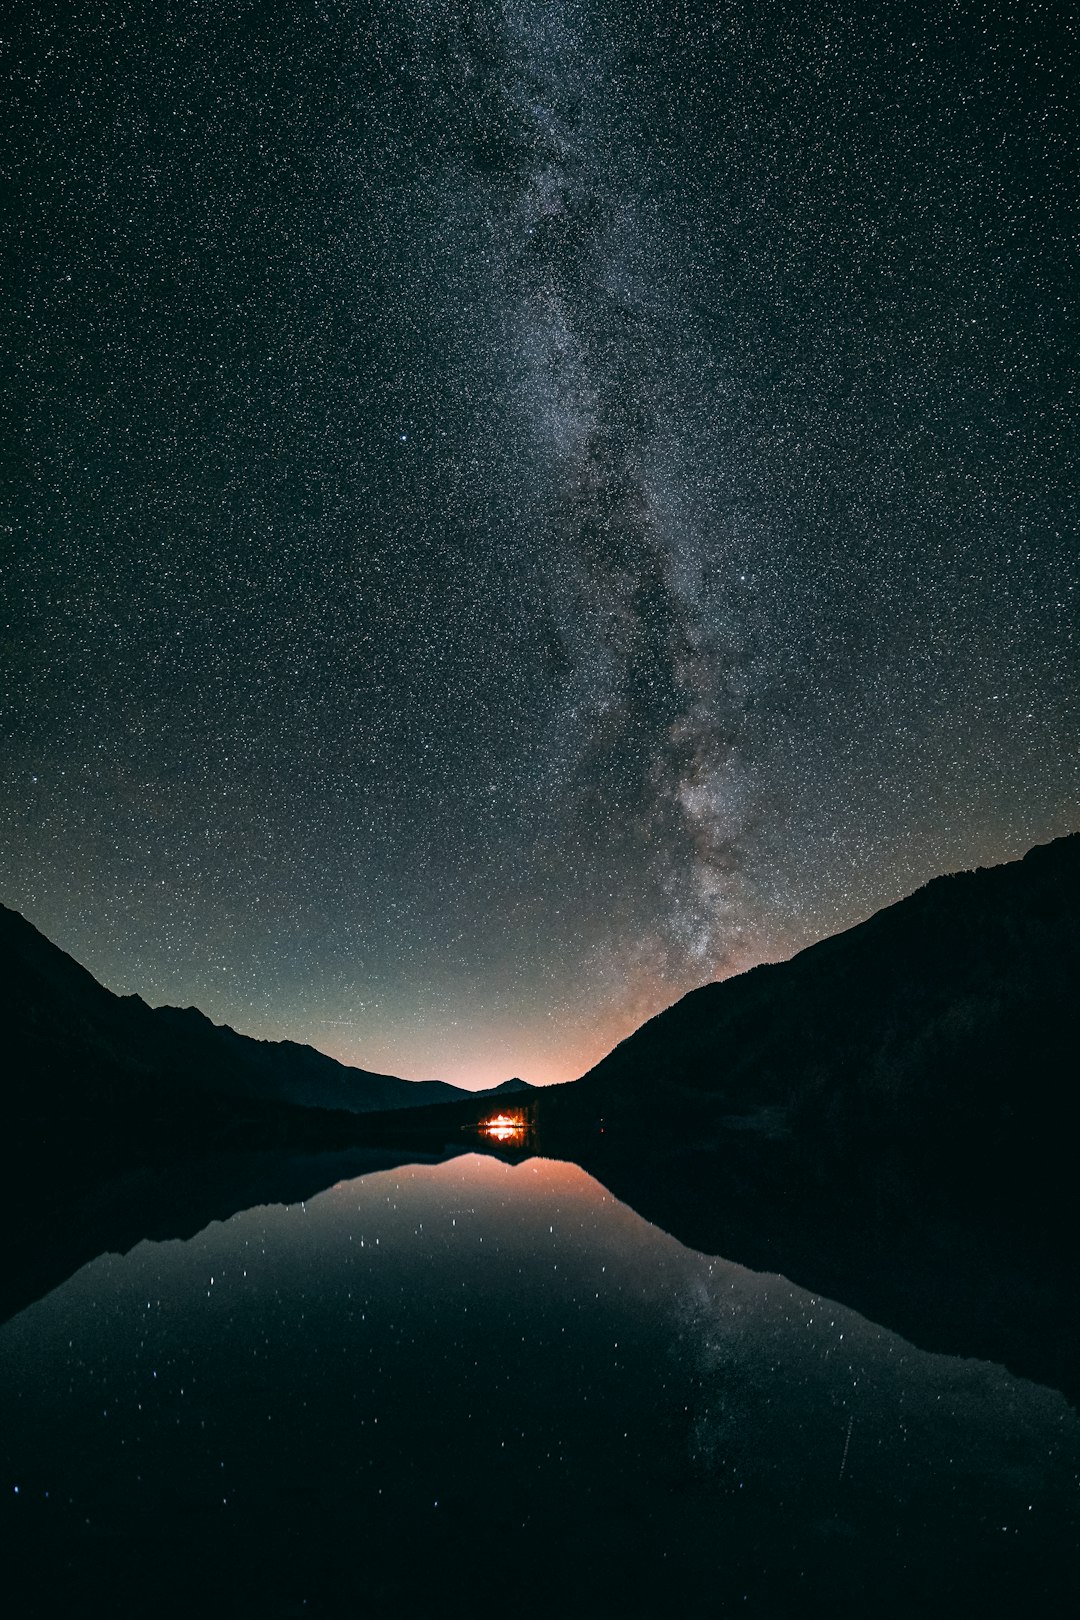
[5, 1, 1078, 1086]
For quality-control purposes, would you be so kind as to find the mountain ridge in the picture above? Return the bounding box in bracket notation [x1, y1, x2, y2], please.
[551, 832, 1079, 1155]
[0, 902, 505, 1129]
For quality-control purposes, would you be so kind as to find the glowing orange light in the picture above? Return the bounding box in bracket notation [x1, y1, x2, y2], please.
[479, 1112, 525, 1141]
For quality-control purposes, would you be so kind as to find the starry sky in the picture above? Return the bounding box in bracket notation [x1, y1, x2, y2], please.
[4, 0, 1078, 1086]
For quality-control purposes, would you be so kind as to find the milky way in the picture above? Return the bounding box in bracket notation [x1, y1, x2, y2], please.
[458, 2, 762, 980]
[5, 1, 1078, 1083]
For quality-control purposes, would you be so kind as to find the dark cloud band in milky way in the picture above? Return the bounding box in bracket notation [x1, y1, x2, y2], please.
[445, 0, 763, 980]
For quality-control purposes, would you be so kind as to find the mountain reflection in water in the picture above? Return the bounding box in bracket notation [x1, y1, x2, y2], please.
[0, 1153, 1076, 1618]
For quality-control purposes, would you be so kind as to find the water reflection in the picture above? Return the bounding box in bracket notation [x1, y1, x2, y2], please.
[0, 1154, 1076, 1616]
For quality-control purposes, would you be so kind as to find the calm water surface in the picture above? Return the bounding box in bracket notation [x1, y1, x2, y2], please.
[1, 1154, 1076, 1615]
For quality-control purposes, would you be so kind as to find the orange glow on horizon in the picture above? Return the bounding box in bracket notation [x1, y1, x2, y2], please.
[309, 934, 801, 1090]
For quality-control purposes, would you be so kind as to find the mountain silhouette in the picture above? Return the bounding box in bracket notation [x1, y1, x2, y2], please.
[0, 902, 496, 1145]
[516, 833, 1079, 1188]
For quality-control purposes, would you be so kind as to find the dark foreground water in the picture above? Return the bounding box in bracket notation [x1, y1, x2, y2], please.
[1, 1154, 1076, 1617]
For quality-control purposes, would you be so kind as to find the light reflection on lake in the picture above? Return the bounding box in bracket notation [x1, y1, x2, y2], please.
[0, 1154, 1076, 1616]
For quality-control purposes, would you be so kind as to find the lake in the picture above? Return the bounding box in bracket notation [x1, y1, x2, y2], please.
[1, 1152, 1076, 1615]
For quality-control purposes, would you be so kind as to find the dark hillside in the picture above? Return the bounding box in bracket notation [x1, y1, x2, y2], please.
[538, 834, 1079, 1208]
[0, 904, 466, 1142]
